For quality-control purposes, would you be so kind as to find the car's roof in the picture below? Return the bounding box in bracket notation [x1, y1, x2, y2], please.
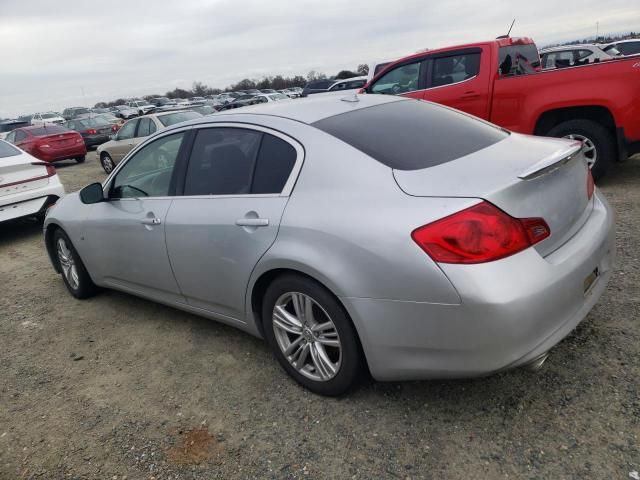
[177, 93, 404, 126]
[605, 39, 640, 46]
[540, 44, 601, 52]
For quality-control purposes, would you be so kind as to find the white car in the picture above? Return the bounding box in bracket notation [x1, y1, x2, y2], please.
[0, 140, 65, 223]
[126, 100, 155, 116]
[253, 93, 292, 103]
[31, 112, 65, 127]
[539, 44, 619, 69]
[327, 76, 368, 92]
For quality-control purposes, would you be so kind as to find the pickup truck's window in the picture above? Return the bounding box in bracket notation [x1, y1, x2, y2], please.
[616, 41, 640, 56]
[498, 44, 540, 76]
[371, 61, 422, 94]
[432, 53, 480, 87]
[313, 98, 508, 171]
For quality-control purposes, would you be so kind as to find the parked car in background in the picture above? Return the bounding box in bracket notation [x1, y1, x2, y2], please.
[62, 107, 91, 120]
[0, 119, 30, 140]
[4, 125, 86, 163]
[254, 93, 291, 103]
[31, 112, 66, 126]
[301, 79, 334, 97]
[91, 108, 110, 114]
[44, 94, 613, 395]
[602, 39, 640, 56]
[190, 97, 207, 105]
[94, 113, 123, 130]
[175, 98, 191, 107]
[149, 97, 178, 110]
[113, 105, 138, 119]
[363, 36, 640, 180]
[539, 44, 619, 69]
[0, 140, 65, 223]
[216, 93, 238, 104]
[64, 117, 116, 148]
[279, 88, 301, 98]
[191, 105, 217, 116]
[219, 94, 267, 110]
[327, 76, 368, 92]
[260, 89, 277, 94]
[96, 110, 202, 173]
[127, 100, 155, 116]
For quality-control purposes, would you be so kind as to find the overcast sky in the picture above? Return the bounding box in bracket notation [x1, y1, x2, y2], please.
[0, 0, 638, 117]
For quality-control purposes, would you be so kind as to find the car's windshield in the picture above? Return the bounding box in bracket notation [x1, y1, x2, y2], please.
[77, 118, 110, 128]
[41, 113, 58, 119]
[157, 111, 202, 127]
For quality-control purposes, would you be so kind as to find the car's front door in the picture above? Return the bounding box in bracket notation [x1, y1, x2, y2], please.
[165, 125, 302, 321]
[369, 59, 427, 100]
[82, 131, 188, 303]
[109, 119, 138, 163]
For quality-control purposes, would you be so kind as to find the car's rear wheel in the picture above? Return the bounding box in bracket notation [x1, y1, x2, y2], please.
[75, 155, 86, 163]
[100, 153, 115, 174]
[262, 274, 363, 396]
[548, 119, 615, 181]
[53, 229, 98, 299]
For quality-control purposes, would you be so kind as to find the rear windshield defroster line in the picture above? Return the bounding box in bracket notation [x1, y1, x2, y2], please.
[312, 99, 508, 170]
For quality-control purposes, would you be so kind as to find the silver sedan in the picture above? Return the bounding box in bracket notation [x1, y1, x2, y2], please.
[43, 94, 615, 395]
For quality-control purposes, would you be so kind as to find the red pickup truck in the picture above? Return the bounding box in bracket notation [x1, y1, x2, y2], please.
[362, 36, 640, 179]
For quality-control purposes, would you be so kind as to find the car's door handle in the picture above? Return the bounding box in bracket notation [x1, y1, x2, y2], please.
[141, 217, 161, 225]
[235, 218, 269, 227]
[461, 91, 480, 99]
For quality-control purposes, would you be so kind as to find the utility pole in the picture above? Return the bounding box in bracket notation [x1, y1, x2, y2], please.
[596, 21, 599, 41]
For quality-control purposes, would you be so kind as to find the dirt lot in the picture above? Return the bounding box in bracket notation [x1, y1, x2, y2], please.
[1, 152, 639, 480]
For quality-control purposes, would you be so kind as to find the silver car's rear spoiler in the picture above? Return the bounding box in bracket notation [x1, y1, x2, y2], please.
[518, 141, 583, 180]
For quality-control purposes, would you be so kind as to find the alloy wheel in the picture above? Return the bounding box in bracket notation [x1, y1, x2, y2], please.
[272, 292, 342, 382]
[102, 155, 114, 173]
[564, 134, 597, 168]
[57, 238, 79, 290]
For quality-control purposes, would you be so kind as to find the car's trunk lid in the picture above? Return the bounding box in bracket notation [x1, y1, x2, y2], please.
[40, 132, 79, 149]
[393, 133, 593, 257]
[0, 157, 51, 197]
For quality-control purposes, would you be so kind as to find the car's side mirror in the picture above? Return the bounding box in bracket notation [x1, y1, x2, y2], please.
[80, 182, 105, 204]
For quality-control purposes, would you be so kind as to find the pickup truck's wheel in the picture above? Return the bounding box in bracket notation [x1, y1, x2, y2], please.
[262, 274, 363, 396]
[548, 119, 615, 181]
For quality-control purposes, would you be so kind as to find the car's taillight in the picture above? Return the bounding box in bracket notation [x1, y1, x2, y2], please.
[75, 137, 82, 143]
[587, 170, 594, 199]
[411, 201, 550, 264]
[31, 162, 56, 177]
[85, 128, 97, 134]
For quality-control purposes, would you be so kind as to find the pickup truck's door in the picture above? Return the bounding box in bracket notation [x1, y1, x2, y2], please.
[421, 48, 491, 120]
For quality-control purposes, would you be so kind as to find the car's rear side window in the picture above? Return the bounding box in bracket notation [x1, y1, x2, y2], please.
[312, 99, 508, 171]
[184, 127, 297, 195]
[0, 140, 20, 158]
[498, 44, 541, 76]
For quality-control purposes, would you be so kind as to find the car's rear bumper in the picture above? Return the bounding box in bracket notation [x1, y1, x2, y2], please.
[84, 134, 110, 147]
[0, 179, 65, 223]
[35, 145, 87, 162]
[341, 191, 615, 381]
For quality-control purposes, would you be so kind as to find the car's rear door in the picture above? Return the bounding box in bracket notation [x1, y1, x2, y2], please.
[164, 124, 302, 321]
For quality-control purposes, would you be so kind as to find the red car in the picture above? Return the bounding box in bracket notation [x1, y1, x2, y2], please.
[3, 125, 87, 163]
[362, 36, 640, 180]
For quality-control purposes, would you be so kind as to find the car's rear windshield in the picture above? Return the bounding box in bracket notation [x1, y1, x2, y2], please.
[158, 111, 202, 127]
[312, 99, 508, 170]
[0, 140, 21, 158]
[30, 126, 69, 135]
[498, 43, 541, 76]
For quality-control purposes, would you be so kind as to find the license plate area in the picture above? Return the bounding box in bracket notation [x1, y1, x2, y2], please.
[583, 267, 599, 295]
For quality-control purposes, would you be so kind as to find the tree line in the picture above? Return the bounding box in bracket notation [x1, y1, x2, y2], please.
[94, 64, 369, 108]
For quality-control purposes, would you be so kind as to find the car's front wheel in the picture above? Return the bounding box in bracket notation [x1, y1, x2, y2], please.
[262, 274, 363, 396]
[53, 229, 98, 299]
[100, 153, 115, 174]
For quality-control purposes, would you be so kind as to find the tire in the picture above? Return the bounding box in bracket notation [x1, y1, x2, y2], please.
[75, 155, 86, 163]
[52, 229, 99, 299]
[100, 152, 115, 174]
[547, 119, 615, 181]
[262, 274, 363, 396]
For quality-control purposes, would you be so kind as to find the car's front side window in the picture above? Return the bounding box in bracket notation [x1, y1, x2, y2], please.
[371, 61, 422, 94]
[110, 132, 185, 199]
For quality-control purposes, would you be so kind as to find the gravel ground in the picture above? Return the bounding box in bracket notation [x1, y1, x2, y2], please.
[1, 152, 638, 480]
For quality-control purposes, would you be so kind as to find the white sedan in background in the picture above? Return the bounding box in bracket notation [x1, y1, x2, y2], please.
[31, 112, 66, 126]
[0, 140, 65, 223]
